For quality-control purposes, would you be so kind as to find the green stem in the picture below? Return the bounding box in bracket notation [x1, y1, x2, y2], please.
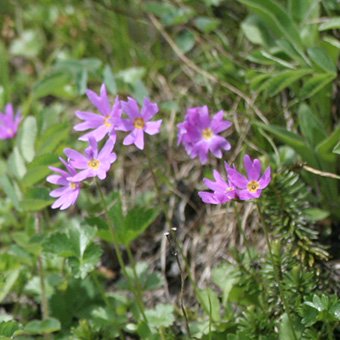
[257, 203, 297, 340]
[95, 180, 148, 325]
[145, 147, 192, 338]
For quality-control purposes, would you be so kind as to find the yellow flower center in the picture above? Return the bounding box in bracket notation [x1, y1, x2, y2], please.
[88, 159, 100, 170]
[202, 128, 213, 140]
[104, 117, 112, 128]
[70, 182, 77, 189]
[134, 117, 145, 129]
[247, 180, 260, 193]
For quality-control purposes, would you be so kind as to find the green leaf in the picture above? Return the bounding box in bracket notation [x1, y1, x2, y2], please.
[307, 47, 336, 73]
[36, 122, 70, 155]
[7, 147, 26, 179]
[297, 103, 327, 146]
[10, 30, 43, 58]
[32, 72, 71, 99]
[0, 175, 21, 210]
[255, 123, 316, 165]
[241, 15, 275, 46]
[22, 154, 59, 187]
[238, 0, 304, 55]
[300, 73, 335, 99]
[116, 204, 160, 246]
[319, 17, 340, 31]
[175, 30, 195, 53]
[21, 187, 53, 212]
[333, 141, 340, 155]
[304, 208, 330, 222]
[315, 126, 340, 162]
[258, 69, 311, 96]
[0, 321, 20, 337]
[0, 269, 20, 303]
[103, 65, 117, 95]
[212, 264, 239, 305]
[279, 313, 297, 340]
[18, 116, 37, 162]
[145, 304, 175, 330]
[196, 288, 220, 322]
[18, 318, 60, 335]
[194, 17, 220, 33]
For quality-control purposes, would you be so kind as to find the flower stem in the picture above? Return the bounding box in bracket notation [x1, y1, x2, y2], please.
[95, 180, 148, 325]
[256, 203, 297, 340]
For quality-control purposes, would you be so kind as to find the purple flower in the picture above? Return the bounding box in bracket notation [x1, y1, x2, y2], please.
[65, 137, 116, 182]
[198, 162, 237, 204]
[177, 106, 232, 164]
[0, 103, 21, 140]
[74, 84, 122, 143]
[119, 97, 162, 150]
[46, 158, 80, 210]
[227, 155, 271, 200]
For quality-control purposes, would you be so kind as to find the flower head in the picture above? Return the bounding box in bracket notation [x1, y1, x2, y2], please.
[0, 103, 21, 140]
[46, 158, 80, 210]
[227, 155, 271, 200]
[198, 163, 236, 204]
[65, 137, 117, 182]
[177, 106, 232, 164]
[118, 97, 162, 150]
[74, 84, 122, 143]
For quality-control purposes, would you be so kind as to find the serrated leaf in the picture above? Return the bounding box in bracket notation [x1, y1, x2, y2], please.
[0, 321, 20, 337]
[18, 116, 37, 163]
[145, 304, 175, 329]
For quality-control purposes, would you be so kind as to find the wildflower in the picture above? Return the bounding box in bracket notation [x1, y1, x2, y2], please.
[65, 137, 116, 182]
[74, 84, 122, 143]
[198, 163, 236, 204]
[0, 103, 21, 140]
[119, 97, 162, 150]
[177, 106, 232, 164]
[227, 155, 271, 200]
[46, 158, 80, 210]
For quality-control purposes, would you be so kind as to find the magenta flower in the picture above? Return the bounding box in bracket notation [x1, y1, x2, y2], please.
[119, 97, 162, 150]
[0, 103, 21, 140]
[198, 162, 236, 204]
[227, 155, 271, 200]
[177, 106, 232, 164]
[74, 84, 122, 143]
[46, 158, 80, 210]
[65, 137, 116, 182]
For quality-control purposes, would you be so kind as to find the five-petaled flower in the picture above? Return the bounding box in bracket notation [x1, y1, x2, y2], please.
[177, 106, 232, 164]
[226, 155, 271, 200]
[198, 162, 236, 204]
[119, 97, 162, 150]
[0, 103, 21, 140]
[46, 158, 81, 210]
[74, 84, 122, 144]
[65, 137, 116, 182]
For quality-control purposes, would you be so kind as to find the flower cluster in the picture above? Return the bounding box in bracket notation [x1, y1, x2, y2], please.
[177, 106, 232, 164]
[198, 155, 271, 204]
[0, 103, 21, 140]
[47, 84, 162, 210]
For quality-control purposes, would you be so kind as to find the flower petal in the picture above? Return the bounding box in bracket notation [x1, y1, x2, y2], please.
[244, 155, 261, 181]
[144, 120, 162, 135]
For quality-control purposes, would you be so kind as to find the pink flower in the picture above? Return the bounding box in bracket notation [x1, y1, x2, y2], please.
[177, 106, 232, 164]
[46, 158, 80, 210]
[227, 155, 271, 200]
[65, 137, 117, 182]
[74, 84, 122, 143]
[198, 162, 236, 204]
[0, 103, 21, 140]
[118, 97, 162, 150]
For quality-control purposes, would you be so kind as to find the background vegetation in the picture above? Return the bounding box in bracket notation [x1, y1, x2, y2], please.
[0, 0, 339, 339]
